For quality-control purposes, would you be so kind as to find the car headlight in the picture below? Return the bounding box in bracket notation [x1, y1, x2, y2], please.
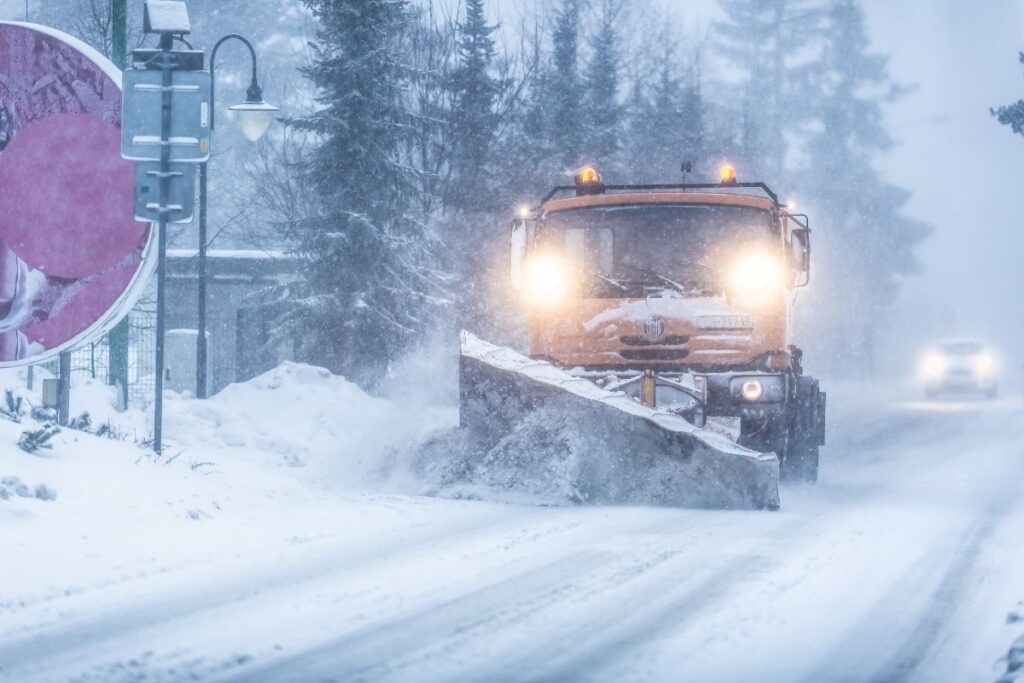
[523, 253, 572, 309]
[730, 375, 785, 402]
[921, 352, 946, 380]
[727, 252, 786, 300]
[974, 353, 995, 378]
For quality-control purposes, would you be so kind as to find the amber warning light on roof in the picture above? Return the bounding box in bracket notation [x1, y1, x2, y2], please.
[575, 166, 601, 184]
[573, 166, 605, 196]
[720, 163, 737, 185]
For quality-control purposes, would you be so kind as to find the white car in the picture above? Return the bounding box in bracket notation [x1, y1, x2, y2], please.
[921, 338, 998, 399]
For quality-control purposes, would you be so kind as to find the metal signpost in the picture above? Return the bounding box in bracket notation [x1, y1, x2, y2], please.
[121, 0, 210, 452]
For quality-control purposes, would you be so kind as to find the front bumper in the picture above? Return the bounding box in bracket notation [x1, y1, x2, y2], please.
[928, 371, 996, 393]
[576, 369, 790, 429]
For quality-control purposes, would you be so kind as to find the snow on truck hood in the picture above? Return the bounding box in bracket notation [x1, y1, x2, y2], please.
[581, 294, 741, 333]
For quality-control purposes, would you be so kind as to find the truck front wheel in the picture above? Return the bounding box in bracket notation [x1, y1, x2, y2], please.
[781, 378, 824, 484]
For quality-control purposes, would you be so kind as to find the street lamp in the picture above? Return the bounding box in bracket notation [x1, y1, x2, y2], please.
[197, 34, 278, 398]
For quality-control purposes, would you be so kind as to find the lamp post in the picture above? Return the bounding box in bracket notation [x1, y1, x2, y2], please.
[197, 34, 277, 397]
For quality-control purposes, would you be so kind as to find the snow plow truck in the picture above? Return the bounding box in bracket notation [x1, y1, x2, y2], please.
[459, 165, 826, 510]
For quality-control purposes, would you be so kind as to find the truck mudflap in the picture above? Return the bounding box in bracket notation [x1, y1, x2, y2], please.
[456, 331, 780, 510]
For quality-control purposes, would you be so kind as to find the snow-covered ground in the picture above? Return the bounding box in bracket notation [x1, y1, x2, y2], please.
[0, 362, 1022, 682]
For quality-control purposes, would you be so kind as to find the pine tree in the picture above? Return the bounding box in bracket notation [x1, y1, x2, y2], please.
[712, 0, 820, 178]
[447, 0, 500, 212]
[548, 0, 583, 169]
[489, 21, 560, 202]
[582, 1, 624, 164]
[404, 2, 459, 218]
[622, 41, 706, 183]
[798, 0, 930, 375]
[992, 53, 1024, 135]
[287, 0, 448, 385]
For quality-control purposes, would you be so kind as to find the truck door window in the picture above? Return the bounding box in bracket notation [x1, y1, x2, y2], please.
[565, 227, 614, 275]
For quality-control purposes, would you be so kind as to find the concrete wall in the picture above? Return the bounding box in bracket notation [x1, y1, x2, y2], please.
[165, 249, 295, 393]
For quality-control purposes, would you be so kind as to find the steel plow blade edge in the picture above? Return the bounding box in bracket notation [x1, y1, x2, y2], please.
[456, 331, 780, 510]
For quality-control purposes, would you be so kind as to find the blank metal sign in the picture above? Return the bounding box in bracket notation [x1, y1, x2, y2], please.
[121, 68, 212, 163]
[133, 161, 196, 224]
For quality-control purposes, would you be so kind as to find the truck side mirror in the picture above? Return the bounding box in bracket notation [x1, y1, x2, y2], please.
[791, 227, 811, 286]
[510, 218, 531, 290]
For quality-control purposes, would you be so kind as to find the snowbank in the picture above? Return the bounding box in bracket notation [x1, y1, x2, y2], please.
[0, 357, 458, 613]
[159, 361, 455, 488]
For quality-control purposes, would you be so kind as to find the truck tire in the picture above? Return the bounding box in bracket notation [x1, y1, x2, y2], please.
[783, 438, 818, 484]
[781, 377, 823, 484]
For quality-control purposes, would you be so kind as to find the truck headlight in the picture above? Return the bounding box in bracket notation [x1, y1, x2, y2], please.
[740, 380, 764, 401]
[523, 253, 572, 309]
[727, 251, 785, 298]
[730, 375, 785, 402]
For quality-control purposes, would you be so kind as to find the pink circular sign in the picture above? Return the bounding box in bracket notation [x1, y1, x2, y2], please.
[0, 22, 156, 366]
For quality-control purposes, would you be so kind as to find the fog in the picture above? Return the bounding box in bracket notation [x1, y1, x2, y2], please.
[4, 0, 1022, 380]
[668, 0, 1024, 378]
[859, 0, 1024, 375]
[478, 0, 1024, 381]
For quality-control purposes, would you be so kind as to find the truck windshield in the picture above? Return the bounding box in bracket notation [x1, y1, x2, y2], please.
[541, 204, 776, 297]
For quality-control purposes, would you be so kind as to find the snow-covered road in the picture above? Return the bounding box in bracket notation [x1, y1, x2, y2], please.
[1, 388, 1022, 682]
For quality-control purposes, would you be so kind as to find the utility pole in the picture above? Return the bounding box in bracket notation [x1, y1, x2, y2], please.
[112, 0, 126, 66]
[108, 0, 130, 409]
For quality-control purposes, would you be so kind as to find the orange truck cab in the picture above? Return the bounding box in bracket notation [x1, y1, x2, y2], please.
[509, 166, 827, 482]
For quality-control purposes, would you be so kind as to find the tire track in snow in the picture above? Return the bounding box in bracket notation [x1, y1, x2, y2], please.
[803, 493, 1016, 683]
[223, 514, 814, 683]
[477, 517, 822, 682]
[217, 549, 616, 683]
[866, 498, 1015, 683]
[0, 507, 561, 678]
[1, 508, 699, 682]
[514, 556, 765, 683]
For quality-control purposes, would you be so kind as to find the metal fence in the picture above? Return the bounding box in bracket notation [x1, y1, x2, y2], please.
[46, 306, 158, 409]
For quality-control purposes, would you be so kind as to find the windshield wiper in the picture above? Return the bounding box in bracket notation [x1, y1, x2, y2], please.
[585, 269, 628, 292]
[617, 263, 689, 295]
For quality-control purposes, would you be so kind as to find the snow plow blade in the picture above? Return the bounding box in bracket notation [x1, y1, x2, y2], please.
[457, 332, 780, 510]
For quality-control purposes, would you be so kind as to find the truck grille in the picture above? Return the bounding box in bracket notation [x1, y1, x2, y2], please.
[618, 349, 689, 361]
[619, 335, 688, 347]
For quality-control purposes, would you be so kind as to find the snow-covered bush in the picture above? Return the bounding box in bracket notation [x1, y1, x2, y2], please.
[67, 412, 92, 432]
[0, 389, 23, 422]
[17, 423, 60, 454]
[0, 476, 56, 502]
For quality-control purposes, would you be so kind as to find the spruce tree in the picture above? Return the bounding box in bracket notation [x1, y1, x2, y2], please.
[582, 2, 624, 164]
[623, 41, 706, 182]
[798, 0, 929, 375]
[992, 53, 1024, 135]
[549, 0, 583, 169]
[447, 0, 500, 212]
[287, 0, 448, 385]
[713, 0, 820, 178]
[491, 23, 559, 201]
